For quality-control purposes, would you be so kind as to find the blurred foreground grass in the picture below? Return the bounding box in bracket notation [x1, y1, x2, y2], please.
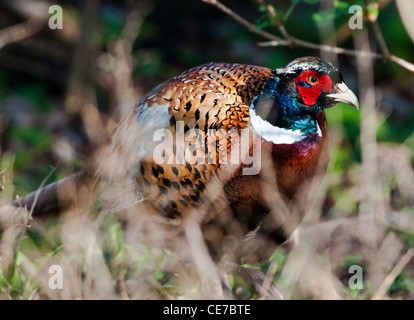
[2, 102, 414, 300]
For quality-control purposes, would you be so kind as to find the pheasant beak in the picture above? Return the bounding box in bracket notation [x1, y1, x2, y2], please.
[327, 82, 359, 110]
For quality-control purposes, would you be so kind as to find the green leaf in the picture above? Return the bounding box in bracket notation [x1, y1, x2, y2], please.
[283, 2, 298, 22]
[254, 21, 269, 32]
[366, 2, 379, 22]
[312, 12, 322, 23]
[154, 268, 164, 281]
[333, 0, 350, 11]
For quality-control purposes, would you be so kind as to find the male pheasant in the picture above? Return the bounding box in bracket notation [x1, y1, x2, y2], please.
[11, 56, 358, 297]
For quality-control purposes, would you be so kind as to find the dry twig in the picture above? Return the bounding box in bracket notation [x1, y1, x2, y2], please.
[0, 18, 43, 51]
[202, 0, 414, 73]
[372, 248, 414, 300]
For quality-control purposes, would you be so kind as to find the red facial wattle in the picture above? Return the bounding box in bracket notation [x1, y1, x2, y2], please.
[295, 70, 333, 106]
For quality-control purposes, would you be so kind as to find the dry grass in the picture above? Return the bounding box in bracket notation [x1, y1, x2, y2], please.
[1, 128, 414, 300]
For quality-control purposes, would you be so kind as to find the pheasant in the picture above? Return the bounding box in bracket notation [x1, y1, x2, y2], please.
[9, 56, 358, 298]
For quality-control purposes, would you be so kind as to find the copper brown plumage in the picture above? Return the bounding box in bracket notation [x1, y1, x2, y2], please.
[96, 63, 276, 219]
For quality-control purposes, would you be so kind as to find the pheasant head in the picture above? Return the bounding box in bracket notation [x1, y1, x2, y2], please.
[251, 57, 358, 142]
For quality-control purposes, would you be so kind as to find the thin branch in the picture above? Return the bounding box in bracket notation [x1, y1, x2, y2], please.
[354, 28, 384, 249]
[372, 248, 414, 300]
[27, 165, 57, 220]
[364, 0, 391, 59]
[202, 0, 287, 45]
[283, 2, 298, 24]
[265, 4, 295, 44]
[258, 38, 382, 59]
[371, 20, 391, 59]
[390, 55, 414, 73]
[0, 18, 43, 51]
[203, 0, 414, 74]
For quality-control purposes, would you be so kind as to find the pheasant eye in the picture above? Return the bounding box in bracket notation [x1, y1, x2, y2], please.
[307, 76, 319, 85]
